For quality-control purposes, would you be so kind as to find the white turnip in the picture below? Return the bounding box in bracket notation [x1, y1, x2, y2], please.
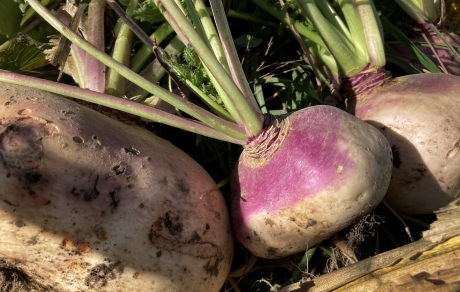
[346, 72, 460, 214]
[0, 82, 233, 291]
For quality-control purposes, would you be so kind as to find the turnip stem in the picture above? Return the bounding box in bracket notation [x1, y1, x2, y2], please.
[106, 0, 139, 96]
[125, 36, 185, 100]
[337, 0, 368, 62]
[295, 0, 367, 77]
[130, 22, 175, 73]
[156, 0, 263, 136]
[25, 0, 248, 141]
[105, 0, 175, 75]
[0, 70, 245, 144]
[394, 0, 439, 24]
[250, 0, 326, 48]
[209, 0, 261, 113]
[356, 0, 386, 68]
[85, 0, 106, 92]
[180, 0, 241, 123]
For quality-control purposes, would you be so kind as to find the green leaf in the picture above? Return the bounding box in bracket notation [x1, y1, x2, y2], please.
[0, 34, 50, 70]
[0, 0, 22, 38]
[132, 0, 165, 24]
[233, 34, 263, 48]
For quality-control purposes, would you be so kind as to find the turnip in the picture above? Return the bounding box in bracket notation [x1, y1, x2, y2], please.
[253, 0, 460, 214]
[0, 81, 233, 291]
[3, 0, 392, 265]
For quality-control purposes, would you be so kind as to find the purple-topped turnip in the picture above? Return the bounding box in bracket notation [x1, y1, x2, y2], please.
[253, 0, 460, 214]
[2, 0, 392, 271]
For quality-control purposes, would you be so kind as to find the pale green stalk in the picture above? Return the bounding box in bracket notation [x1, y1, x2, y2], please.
[126, 36, 185, 100]
[130, 22, 175, 72]
[357, 0, 386, 68]
[209, 0, 261, 113]
[106, 0, 139, 95]
[250, 0, 326, 48]
[85, 0, 106, 92]
[295, 0, 366, 77]
[338, 0, 369, 62]
[0, 70, 244, 144]
[156, 0, 263, 136]
[26, 0, 247, 141]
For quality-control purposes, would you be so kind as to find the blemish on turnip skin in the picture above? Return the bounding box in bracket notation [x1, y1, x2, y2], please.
[72, 136, 84, 143]
[336, 165, 343, 174]
[27, 236, 38, 245]
[14, 221, 26, 227]
[123, 146, 140, 156]
[85, 262, 122, 287]
[17, 109, 32, 115]
[175, 177, 190, 194]
[446, 138, 460, 159]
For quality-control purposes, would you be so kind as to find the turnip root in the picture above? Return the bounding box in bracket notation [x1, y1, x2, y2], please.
[352, 73, 460, 214]
[0, 82, 233, 291]
[231, 106, 393, 259]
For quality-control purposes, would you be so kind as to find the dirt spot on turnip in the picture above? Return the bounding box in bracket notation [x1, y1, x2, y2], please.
[203, 253, 224, 277]
[13, 221, 26, 228]
[112, 164, 126, 175]
[123, 146, 140, 156]
[391, 145, 401, 168]
[94, 225, 108, 241]
[70, 175, 100, 201]
[109, 191, 119, 209]
[27, 236, 38, 245]
[61, 238, 91, 254]
[72, 136, 84, 143]
[164, 212, 183, 236]
[85, 262, 123, 288]
[149, 214, 220, 259]
[265, 218, 275, 226]
[175, 177, 190, 194]
[0, 117, 58, 171]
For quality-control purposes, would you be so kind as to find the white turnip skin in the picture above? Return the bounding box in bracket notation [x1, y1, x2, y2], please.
[0, 82, 233, 291]
[231, 106, 393, 259]
[349, 73, 460, 214]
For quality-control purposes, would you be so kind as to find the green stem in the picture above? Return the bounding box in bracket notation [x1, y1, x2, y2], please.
[209, 0, 261, 113]
[250, 0, 326, 48]
[156, 0, 263, 136]
[85, 0, 106, 92]
[130, 22, 175, 73]
[106, 0, 139, 95]
[394, 0, 439, 24]
[126, 36, 185, 100]
[0, 70, 244, 144]
[338, 0, 368, 62]
[357, 0, 386, 68]
[296, 0, 366, 77]
[26, 0, 247, 141]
